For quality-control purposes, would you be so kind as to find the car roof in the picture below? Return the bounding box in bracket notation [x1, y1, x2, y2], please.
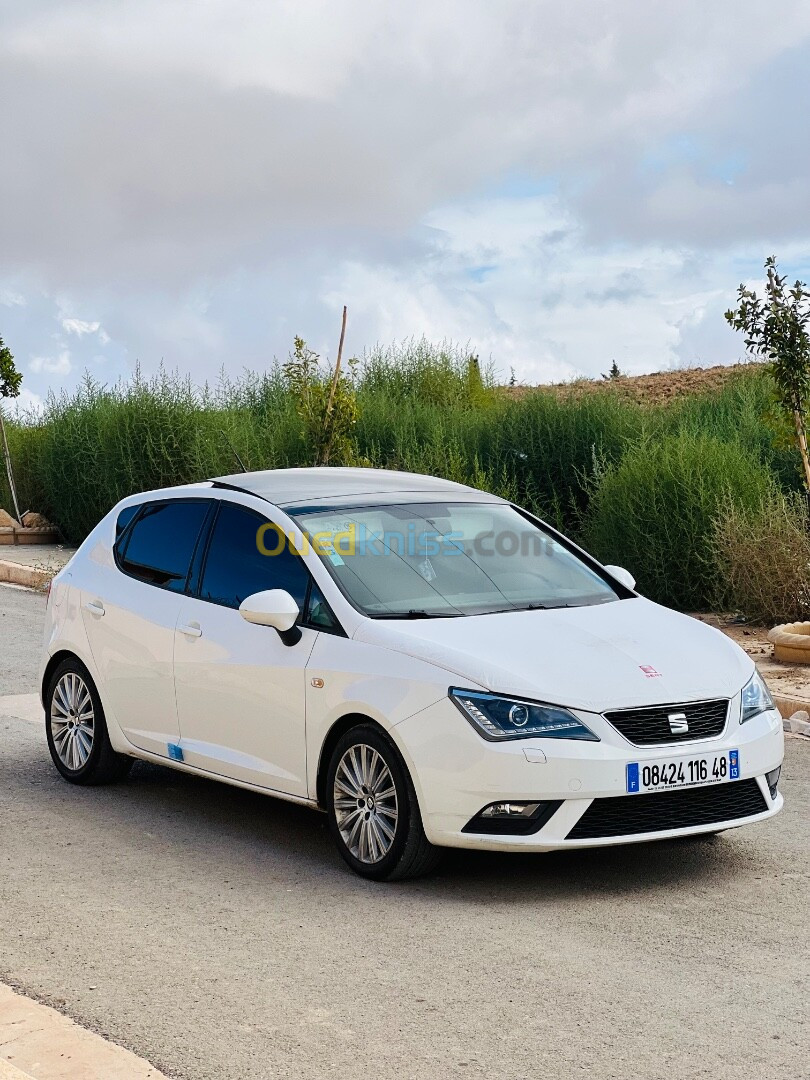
[210, 467, 501, 509]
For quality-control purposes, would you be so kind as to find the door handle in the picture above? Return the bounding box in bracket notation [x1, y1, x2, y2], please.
[84, 600, 105, 617]
[178, 622, 202, 638]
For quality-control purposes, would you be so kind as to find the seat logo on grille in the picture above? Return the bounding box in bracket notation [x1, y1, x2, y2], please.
[668, 711, 688, 734]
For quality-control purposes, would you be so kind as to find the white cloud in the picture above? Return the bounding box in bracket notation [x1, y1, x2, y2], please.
[3, 1, 810, 287]
[0, 288, 25, 307]
[1, 2, 810, 389]
[325, 194, 752, 381]
[0, 389, 44, 420]
[30, 350, 72, 376]
[61, 317, 100, 336]
[14, 387, 45, 416]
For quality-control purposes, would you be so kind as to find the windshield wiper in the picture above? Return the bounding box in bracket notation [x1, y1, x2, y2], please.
[480, 601, 586, 614]
[481, 602, 550, 614]
[371, 609, 464, 619]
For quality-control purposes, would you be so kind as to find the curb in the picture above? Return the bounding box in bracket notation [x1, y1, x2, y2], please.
[0, 984, 168, 1080]
[773, 694, 810, 737]
[782, 715, 810, 737]
[0, 560, 48, 589]
[0, 1061, 36, 1080]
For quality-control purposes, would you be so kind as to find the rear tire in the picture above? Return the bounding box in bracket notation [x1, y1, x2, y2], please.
[326, 723, 441, 881]
[45, 658, 133, 785]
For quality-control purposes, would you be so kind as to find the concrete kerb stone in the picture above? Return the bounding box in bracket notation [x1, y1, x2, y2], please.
[772, 694, 810, 738]
[0, 1060, 35, 1080]
[0, 560, 49, 589]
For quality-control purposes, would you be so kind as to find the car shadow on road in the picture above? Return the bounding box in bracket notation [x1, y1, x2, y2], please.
[104, 758, 753, 906]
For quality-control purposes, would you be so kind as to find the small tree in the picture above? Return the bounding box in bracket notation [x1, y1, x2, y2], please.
[725, 256, 810, 491]
[282, 308, 361, 467]
[0, 335, 23, 521]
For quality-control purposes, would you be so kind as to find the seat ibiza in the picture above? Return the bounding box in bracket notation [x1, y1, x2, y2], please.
[41, 467, 783, 879]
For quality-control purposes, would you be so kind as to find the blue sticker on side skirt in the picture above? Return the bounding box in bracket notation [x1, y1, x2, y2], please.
[168, 743, 184, 762]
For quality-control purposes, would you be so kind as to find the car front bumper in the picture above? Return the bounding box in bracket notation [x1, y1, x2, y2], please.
[393, 697, 785, 852]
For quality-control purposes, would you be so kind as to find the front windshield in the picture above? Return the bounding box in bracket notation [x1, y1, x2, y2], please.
[291, 501, 620, 618]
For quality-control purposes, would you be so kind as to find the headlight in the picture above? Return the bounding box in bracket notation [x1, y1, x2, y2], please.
[450, 689, 599, 742]
[740, 671, 774, 725]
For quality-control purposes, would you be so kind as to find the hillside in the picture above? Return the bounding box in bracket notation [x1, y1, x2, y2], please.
[511, 361, 764, 404]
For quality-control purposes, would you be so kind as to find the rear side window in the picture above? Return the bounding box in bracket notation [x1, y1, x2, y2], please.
[118, 500, 209, 592]
[199, 502, 310, 610]
[115, 503, 140, 539]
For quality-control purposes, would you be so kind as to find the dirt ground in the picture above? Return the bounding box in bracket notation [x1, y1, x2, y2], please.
[506, 361, 762, 404]
[692, 612, 810, 704]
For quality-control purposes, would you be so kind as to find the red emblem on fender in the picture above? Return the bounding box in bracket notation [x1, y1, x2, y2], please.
[640, 665, 661, 678]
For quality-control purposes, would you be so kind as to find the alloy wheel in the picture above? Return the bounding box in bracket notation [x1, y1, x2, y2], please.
[333, 743, 399, 863]
[50, 672, 95, 772]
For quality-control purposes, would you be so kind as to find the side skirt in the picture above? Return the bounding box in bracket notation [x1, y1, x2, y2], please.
[122, 746, 323, 811]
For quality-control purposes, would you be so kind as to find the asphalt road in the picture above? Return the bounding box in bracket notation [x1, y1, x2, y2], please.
[1, 584, 808, 1080]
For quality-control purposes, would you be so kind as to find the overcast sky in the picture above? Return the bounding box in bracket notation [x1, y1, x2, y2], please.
[2, 0, 810, 410]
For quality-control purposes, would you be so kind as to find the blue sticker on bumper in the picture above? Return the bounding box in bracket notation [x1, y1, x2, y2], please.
[626, 762, 640, 793]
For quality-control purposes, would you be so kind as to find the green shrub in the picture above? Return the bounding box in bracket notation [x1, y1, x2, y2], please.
[661, 370, 802, 492]
[497, 389, 645, 529]
[359, 338, 495, 408]
[583, 433, 774, 609]
[712, 489, 810, 624]
[7, 368, 304, 542]
[283, 336, 361, 466]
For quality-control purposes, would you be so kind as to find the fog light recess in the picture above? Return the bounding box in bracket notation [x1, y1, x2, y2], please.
[462, 800, 562, 836]
[766, 766, 781, 800]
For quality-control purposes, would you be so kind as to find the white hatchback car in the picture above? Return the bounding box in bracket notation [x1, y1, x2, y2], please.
[41, 467, 784, 879]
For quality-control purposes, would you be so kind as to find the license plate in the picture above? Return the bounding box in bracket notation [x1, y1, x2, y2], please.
[626, 749, 739, 794]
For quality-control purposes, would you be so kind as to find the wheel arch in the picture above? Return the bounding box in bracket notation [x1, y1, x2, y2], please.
[41, 649, 87, 704]
[316, 712, 406, 810]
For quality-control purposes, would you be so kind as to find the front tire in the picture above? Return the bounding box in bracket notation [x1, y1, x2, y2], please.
[326, 724, 441, 881]
[45, 658, 133, 785]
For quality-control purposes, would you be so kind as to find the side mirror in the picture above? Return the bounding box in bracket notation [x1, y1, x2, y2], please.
[239, 589, 301, 645]
[604, 565, 636, 591]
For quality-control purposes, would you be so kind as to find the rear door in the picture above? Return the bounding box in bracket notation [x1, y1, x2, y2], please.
[173, 500, 318, 796]
[81, 497, 212, 757]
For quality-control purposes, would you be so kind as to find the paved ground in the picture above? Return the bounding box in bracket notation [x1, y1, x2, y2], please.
[0, 587, 46, 695]
[0, 545, 76, 590]
[0, 545, 75, 569]
[1, 584, 808, 1080]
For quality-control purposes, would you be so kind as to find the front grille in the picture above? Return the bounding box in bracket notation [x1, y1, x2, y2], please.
[604, 699, 728, 746]
[567, 778, 768, 840]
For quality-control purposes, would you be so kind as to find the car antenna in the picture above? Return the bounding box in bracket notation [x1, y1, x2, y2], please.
[219, 430, 247, 473]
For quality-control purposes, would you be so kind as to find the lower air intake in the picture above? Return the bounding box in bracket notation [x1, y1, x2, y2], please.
[567, 778, 768, 840]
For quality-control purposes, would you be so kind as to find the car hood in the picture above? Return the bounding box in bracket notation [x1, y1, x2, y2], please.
[353, 597, 754, 713]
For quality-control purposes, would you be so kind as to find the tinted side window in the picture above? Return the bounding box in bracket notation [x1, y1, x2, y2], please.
[200, 502, 309, 611]
[305, 581, 339, 632]
[115, 503, 140, 538]
[119, 500, 209, 592]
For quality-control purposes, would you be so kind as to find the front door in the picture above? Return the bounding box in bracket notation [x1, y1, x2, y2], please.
[173, 500, 315, 796]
